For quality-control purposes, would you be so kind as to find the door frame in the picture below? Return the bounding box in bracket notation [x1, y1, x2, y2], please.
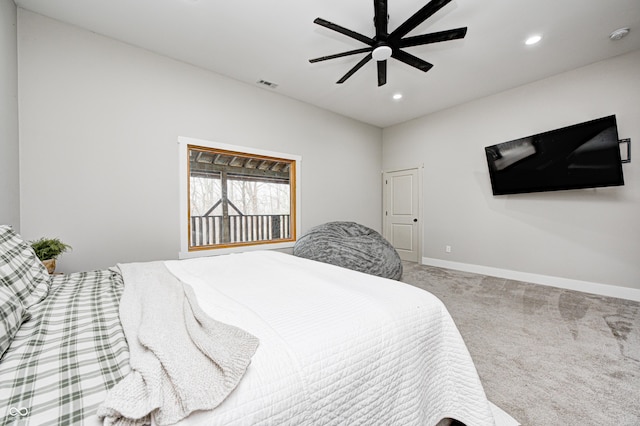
[382, 165, 423, 263]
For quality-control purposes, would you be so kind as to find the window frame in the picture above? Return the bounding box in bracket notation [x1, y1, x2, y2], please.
[178, 136, 302, 259]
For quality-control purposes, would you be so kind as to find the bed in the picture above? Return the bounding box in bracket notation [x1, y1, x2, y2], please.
[1, 225, 500, 426]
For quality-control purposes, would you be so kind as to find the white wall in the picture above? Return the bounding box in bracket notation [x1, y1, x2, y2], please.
[383, 50, 640, 291]
[0, 0, 19, 229]
[17, 10, 382, 273]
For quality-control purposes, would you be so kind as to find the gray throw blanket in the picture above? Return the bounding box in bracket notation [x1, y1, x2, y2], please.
[98, 262, 259, 426]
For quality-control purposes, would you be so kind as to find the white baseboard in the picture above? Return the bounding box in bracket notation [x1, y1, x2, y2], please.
[421, 257, 640, 302]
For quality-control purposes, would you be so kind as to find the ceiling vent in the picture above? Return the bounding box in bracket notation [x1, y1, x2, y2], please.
[256, 79, 278, 89]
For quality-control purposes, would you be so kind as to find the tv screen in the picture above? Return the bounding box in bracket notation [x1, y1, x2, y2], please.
[485, 115, 624, 195]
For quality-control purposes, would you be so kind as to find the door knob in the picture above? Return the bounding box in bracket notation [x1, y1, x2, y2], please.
[413, 218, 418, 222]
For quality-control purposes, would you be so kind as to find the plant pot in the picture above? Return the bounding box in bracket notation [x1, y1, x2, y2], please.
[42, 259, 56, 274]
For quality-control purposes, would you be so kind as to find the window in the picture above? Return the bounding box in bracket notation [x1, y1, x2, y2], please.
[178, 137, 301, 257]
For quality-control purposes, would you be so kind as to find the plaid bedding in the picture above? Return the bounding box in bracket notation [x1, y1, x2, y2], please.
[0, 270, 129, 426]
[0, 225, 50, 309]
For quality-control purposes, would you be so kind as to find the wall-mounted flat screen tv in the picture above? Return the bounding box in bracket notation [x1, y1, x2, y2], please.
[485, 115, 624, 195]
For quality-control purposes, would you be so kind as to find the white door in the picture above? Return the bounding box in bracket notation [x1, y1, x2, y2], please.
[383, 168, 420, 262]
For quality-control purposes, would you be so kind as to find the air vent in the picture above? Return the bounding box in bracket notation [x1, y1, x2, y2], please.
[256, 79, 278, 89]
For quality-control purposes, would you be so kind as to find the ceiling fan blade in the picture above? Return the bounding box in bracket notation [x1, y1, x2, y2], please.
[377, 60, 387, 86]
[337, 53, 373, 84]
[314, 18, 375, 46]
[399, 27, 467, 48]
[392, 49, 433, 72]
[374, 0, 388, 39]
[309, 48, 372, 63]
[389, 0, 453, 41]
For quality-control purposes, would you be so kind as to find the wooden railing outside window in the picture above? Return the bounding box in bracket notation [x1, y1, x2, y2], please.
[190, 214, 291, 247]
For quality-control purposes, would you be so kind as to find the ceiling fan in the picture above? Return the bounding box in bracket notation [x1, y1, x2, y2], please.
[309, 0, 467, 86]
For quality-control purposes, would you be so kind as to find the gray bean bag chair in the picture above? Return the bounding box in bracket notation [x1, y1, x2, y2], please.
[293, 221, 403, 280]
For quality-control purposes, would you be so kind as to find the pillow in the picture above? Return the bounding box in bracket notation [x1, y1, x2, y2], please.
[0, 286, 30, 359]
[0, 225, 50, 308]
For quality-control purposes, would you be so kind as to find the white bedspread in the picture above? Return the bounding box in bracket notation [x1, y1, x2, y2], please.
[162, 250, 496, 426]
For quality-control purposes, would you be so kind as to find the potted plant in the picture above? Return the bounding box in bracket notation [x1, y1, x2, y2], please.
[30, 237, 72, 274]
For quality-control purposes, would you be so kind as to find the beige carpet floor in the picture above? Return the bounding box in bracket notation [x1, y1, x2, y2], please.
[401, 262, 640, 426]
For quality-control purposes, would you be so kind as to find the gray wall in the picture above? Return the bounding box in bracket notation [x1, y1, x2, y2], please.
[16, 9, 640, 293]
[17, 10, 382, 272]
[383, 50, 640, 290]
[0, 0, 19, 229]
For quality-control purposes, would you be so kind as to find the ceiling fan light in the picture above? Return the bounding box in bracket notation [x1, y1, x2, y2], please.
[372, 45, 392, 61]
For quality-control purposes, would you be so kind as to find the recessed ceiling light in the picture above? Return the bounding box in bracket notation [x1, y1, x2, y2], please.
[525, 35, 542, 45]
[392, 93, 403, 101]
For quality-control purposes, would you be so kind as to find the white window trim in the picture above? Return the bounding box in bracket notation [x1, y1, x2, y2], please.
[178, 136, 302, 259]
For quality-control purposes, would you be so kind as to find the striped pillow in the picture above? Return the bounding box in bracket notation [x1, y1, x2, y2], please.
[0, 286, 30, 358]
[0, 225, 50, 308]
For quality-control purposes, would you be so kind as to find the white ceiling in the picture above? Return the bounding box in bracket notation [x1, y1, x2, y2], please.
[14, 0, 640, 128]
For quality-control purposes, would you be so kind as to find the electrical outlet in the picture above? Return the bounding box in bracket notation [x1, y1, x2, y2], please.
[445, 245, 452, 253]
